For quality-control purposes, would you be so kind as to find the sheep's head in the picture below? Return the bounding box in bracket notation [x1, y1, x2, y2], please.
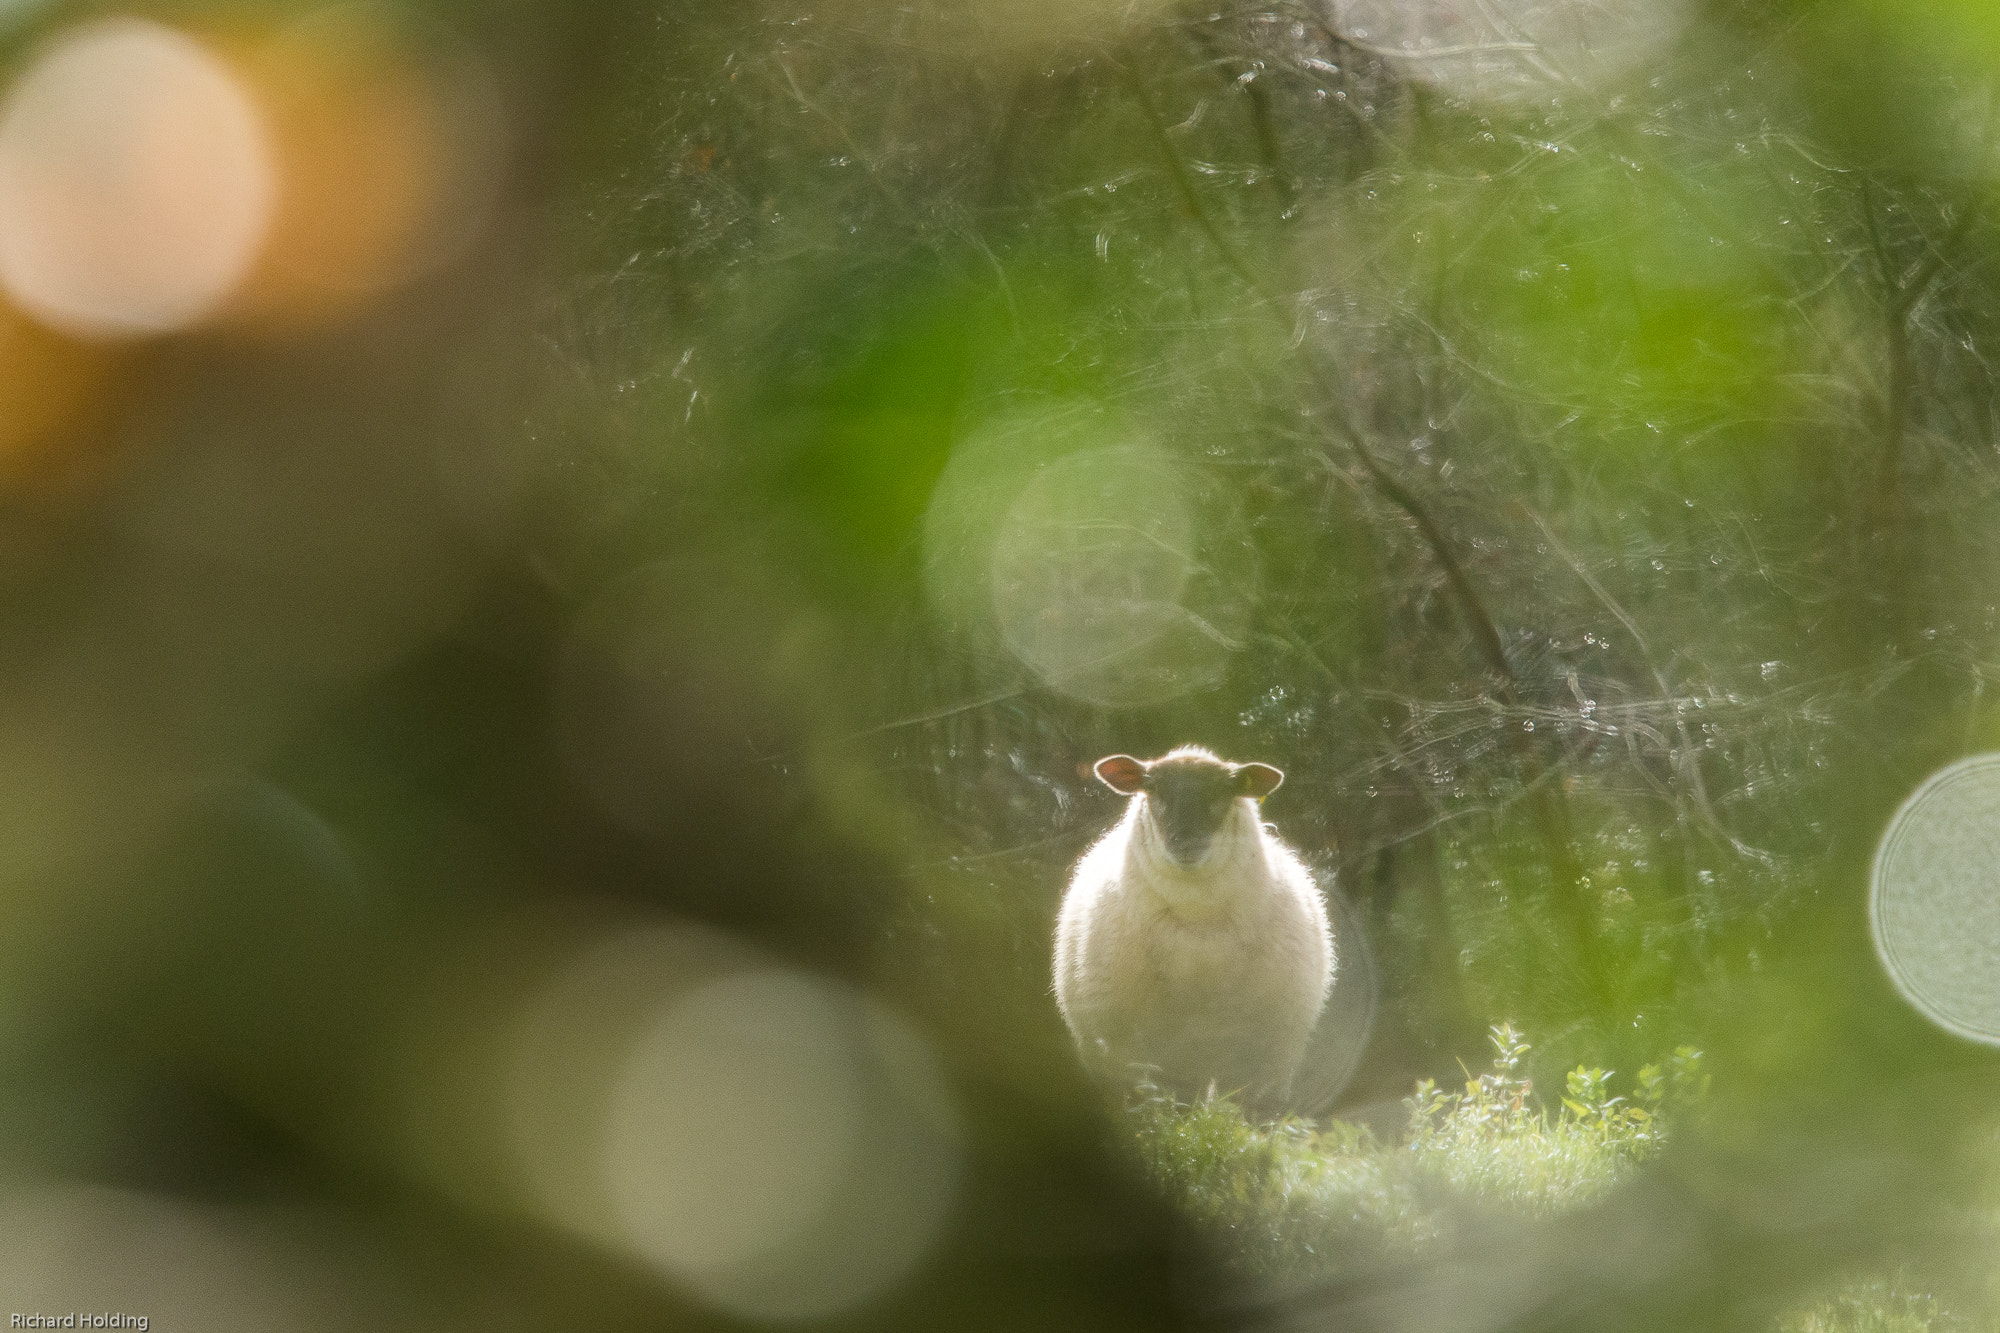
[1094, 745, 1283, 867]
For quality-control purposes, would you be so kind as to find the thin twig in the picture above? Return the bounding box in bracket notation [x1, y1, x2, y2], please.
[1120, 37, 1602, 988]
[1520, 505, 1776, 869]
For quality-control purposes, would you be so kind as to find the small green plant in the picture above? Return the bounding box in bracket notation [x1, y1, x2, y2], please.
[1125, 1075, 1431, 1279]
[1130, 1037, 1976, 1330]
[1635, 1044, 1712, 1114]
[1129, 1023, 1709, 1282]
[1404, 1024, 1683, 1213]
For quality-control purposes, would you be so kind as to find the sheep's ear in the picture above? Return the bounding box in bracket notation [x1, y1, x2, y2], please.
[1236, 763, 1284, 799]
[1094, 755, 1149, 794]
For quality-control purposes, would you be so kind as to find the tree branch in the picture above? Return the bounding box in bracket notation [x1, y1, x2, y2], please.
[1121, 45, 1603, 993]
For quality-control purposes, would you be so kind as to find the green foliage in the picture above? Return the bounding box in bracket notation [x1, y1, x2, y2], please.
[1405, 1022, 1671, 1212]
[1132, 1031, 1979, 1330]
[1127, 1079, 1432, 1280]
[1130, 1025, 1698, 1281]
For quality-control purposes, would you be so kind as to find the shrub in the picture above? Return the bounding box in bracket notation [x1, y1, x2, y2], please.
[1128, 1024, 1705, 1282]
[1405, 1023, 1692, 1214]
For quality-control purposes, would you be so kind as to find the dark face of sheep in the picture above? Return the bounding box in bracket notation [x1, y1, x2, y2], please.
[1095, 748, 1284, 868]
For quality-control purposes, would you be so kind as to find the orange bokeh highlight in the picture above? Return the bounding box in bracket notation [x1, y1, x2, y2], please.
[0, 7, 506, 493]
[230, 6, 505, 330]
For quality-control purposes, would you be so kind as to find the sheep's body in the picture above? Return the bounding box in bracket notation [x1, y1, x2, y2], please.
[1054, 750, 1334, 1108]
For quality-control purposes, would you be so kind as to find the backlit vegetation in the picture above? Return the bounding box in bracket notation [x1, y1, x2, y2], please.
[1131, 1025, 1701, 1280]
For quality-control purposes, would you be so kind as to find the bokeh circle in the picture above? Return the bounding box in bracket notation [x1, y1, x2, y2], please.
[1871, 754, 2000, 1045]
[988, 444, 1247, 707]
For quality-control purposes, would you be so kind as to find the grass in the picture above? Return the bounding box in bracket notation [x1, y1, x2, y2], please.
[1127, 1087, 1432, 1280]
[1124, 1025, 1980, 1331]
[1128, 1025, 1701, 1282]
[1777, 1277, 1984, 1333]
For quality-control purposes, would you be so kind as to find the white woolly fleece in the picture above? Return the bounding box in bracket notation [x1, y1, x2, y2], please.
[1053, 787, 1334, 1108]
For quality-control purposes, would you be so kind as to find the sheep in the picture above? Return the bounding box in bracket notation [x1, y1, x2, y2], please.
[1053, 745, 1334, 1113]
